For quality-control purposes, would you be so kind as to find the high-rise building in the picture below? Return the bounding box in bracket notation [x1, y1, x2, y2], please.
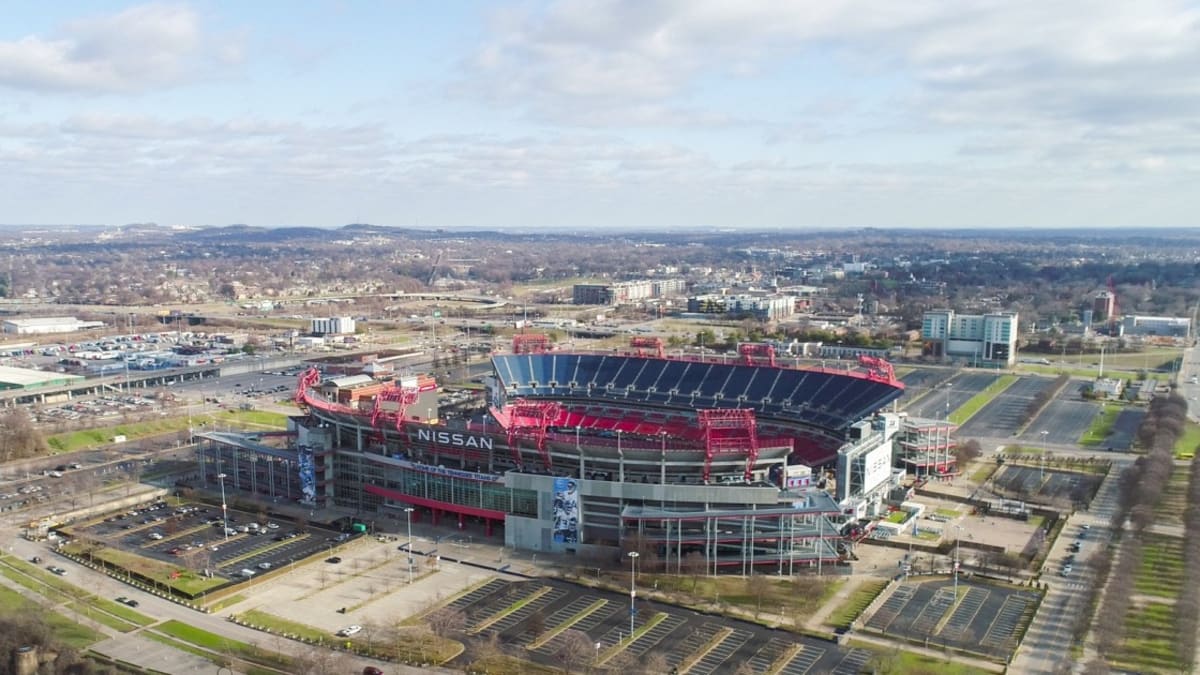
[921, 310, 1018, 366]
[1092, 291, 1116, 321]
[311, 316, 356, 336]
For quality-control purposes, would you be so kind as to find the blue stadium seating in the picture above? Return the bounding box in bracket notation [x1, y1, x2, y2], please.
[491, 354, 903, 434]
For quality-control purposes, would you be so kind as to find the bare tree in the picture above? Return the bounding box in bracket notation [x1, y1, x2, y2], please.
[555, 629, 594, 674]
[426, 606, 466, 638]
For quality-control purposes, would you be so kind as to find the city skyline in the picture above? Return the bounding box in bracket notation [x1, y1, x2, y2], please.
[2, 1, 1197, 230]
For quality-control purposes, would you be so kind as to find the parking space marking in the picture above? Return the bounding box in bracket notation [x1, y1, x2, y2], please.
[685, 627, 752, 675]
[514, 595, 599, 646]
[909, 587, 957, 637]
[778, 644, 826, 675]
[981, 595, 1030, 652]
[938, 587, 989, 640]
[661, 622, 724, 668]
[867, 584, 915, 632]
[620, 613, 687, 659]
[484, 587, 567, 636]
[831, 647, 873, 675]
[743, 637, 796, 674]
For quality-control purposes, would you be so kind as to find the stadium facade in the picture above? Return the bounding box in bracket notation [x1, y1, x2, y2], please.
[195, 347, 905, 572]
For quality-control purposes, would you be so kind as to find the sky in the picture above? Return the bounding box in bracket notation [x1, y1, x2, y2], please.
[1, 1, 1198, 231]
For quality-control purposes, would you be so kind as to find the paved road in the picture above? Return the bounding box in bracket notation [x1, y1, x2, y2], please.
[1009, 457, 1128, 674]
[3, 532, 441, 675]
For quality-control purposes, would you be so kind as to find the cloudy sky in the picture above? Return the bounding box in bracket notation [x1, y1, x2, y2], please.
[1, 1, 1197, 230]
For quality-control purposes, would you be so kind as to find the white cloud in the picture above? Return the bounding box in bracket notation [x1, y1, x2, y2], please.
[0, 3, 238, 93]
[464, 0, 1200, 168]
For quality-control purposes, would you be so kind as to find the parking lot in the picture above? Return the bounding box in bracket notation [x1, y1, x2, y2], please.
[1021, 382, 1102, 445]
[444, 577, 873, 673]
[69, 501, 347, 581]
[864, 578, 1039, 660]
[903, 372, 999, 420]
[1105, 408, 1145, 451]
[957, 377, 1053, 437]
[991, 465, 1103, 506]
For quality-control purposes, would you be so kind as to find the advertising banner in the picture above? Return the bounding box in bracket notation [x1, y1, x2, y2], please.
[552, 477, 580, 544]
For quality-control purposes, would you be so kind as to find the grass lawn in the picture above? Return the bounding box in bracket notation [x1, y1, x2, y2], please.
[949, 375, 1017, 425]
[1153, 469, 1188, 526]
[47, 409, 288, 453]
[69, 544, 227, 595]
[969, 461, 1000, 484]
[642, 573, 844, 620]
[1080, 404, 1122, 447]
[157, 620, 294, 670]
[1173, 420, 1200, 458]
[465, 655, 561, 675]
[886, 510, 909, 524]
[850, 643, 996, 675]
[1112, 602, 1181, 673]
[237, 609, 461, 664]
[206, 593, 247, 612]
[0, 584, 106, 649]
[1133, 535, 1185, 599]
[239, 609, 327, 641]
[935, 508, 960, 518]
[826, 579, 888, 630]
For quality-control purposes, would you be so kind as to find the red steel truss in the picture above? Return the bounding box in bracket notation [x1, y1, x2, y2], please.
[737, 343, 776, 367]
[697, 408, 759, 483]
[512, 333, 551, 354]
[369, 384, 420, 445]
[295, 367, 322, 409]
[505, 399, 563, 470]
[629, 336, 665, 359]
[857, 355, 896, 383]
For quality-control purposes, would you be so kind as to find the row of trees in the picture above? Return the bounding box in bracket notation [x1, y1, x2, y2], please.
[1177, 430, 1200, 670]
[0, 408, 48, 462]
[1090, 393, 1188, 667]
[1021, 374, 1070, 429]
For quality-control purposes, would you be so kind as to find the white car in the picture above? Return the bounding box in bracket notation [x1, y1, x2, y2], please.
[266, 522, 280, 530]
[337, 625, 362, 637]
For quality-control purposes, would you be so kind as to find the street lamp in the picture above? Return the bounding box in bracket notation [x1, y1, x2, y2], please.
[627, 551, 639, 636]
[405, 507, 415, 585]
[953, 524, 963, 597]
[1039, 430, 1049, 481]
[217, 473, 229, 541]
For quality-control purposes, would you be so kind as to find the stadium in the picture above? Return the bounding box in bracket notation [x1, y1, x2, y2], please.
[195, 338, 905, 573]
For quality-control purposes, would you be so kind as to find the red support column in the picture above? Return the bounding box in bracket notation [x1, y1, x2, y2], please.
[458, 513, 465, 530]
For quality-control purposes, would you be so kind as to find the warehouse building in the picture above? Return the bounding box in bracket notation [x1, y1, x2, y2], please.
[2, 317, 105, 335]
[0, 366, 84, 391]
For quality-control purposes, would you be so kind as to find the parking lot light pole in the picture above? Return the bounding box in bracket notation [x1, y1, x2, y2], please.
[405, 507, 415, 585]
[217, 473, 229, 542]
[953, 525, 963, 597]
[1039, 430, 1049, 481]
[627, 551, 639, 637]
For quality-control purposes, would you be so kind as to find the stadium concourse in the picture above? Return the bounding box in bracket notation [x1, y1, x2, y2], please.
[195, 345, 906, 573]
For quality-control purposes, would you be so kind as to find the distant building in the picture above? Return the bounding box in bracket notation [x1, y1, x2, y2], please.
[572, 279, 686, 306]
[1122, 315, 1190, 338]
[310, 316, 356, 336]
[687, 293, 796, 320]
[2, 317, 104, 335]
[921, 310, 1018, 366]
[1092, 291, 1116, 321]
[1092, 378, 1125, 399]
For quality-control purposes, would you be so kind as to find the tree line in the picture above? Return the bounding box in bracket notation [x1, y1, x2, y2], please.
[1089, 392, 1188, 670]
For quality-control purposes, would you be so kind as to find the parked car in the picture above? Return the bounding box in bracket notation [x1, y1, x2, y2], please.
[325, 556, 342, 564]
[362, 668, 384, 675]
[47, 566, 67, 576]
[257, 562, 272, 570]
[28, 556, 42, 564]
[337, 625, 363, 637]
[115, 596, 140, 608]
